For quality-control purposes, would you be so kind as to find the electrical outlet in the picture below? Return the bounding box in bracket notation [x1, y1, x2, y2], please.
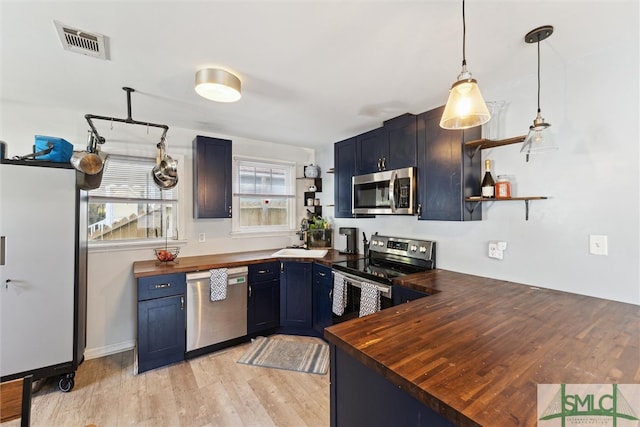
[589, 235, 608, 255]
[198, 233, 206, 243]
[488, 241, 503, 260]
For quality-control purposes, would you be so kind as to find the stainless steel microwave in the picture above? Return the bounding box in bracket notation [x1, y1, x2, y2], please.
[352, 167, 416, 215]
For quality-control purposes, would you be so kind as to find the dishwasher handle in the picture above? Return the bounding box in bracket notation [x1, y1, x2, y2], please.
[186, 266, 249, 282]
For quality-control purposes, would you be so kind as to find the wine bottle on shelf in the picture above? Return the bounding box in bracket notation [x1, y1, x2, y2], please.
[481, 159, 495, 198]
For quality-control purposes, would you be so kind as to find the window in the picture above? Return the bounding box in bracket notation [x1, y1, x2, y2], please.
[88, 155, 178, 243]
[232, 157, 295, 234]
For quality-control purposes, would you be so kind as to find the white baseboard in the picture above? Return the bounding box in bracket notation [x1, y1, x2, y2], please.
[84, 340, 135, 360]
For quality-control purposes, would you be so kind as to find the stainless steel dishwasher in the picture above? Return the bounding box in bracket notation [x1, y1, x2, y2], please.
[186, 266, 248, 352]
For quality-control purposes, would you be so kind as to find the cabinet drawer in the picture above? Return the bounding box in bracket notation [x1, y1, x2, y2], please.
[138, 273, 186, 301]
[249, 262, 280, 283]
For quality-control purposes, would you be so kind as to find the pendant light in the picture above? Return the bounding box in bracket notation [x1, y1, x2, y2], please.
[195, 68, 242, 103]
[520, 25, 557, 160]
[440, 0, 491, 130]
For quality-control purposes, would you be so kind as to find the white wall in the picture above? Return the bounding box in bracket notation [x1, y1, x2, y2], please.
[319, 38, 639, 306]
[0, 103, 315, 358]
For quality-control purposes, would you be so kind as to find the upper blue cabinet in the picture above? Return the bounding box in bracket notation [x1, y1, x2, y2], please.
[193, 135, 232, 218]
[416, 106, 481, 221]
[355, 113, 417, 175]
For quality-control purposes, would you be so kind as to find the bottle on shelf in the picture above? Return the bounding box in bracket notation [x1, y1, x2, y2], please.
[481, 159, 495, 198]
[495, 175, 512, 199]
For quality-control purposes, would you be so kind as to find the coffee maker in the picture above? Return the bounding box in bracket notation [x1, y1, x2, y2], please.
[338, 227, 357, 254]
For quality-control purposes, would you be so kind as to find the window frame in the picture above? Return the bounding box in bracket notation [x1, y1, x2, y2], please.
[231, 156, 297, 236]
[87, 153, 186, 251]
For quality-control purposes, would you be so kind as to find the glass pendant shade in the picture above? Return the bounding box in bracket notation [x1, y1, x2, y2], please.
[195, 68, 242, 103]
[520, 112, 558, 155]
[440, 75, 491, 130]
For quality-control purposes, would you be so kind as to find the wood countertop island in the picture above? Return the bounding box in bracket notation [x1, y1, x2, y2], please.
[324, 269, 640, 426]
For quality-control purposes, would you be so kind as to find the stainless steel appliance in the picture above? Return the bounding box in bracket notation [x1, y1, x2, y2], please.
[331, 234, 435, 323]
[186, 266, 248, 353]
[338, 227, 357, 254]
[352, 167, 416, 215]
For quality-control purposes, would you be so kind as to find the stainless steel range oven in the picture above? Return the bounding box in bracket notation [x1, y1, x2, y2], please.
[331, 234, 436, 323]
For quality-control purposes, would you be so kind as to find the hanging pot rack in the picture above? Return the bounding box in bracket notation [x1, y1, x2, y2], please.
[85, 87, 169, 147]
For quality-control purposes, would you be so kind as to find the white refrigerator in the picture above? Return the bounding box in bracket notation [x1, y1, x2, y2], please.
[0, 161, 87, 392]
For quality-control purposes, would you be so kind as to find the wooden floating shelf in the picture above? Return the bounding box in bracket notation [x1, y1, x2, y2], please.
[464, 135, 526, 150]
[466, 196, 547, 202]
[465, 196, 548, 221]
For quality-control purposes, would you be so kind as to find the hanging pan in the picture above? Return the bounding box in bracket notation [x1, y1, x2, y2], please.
[71, 133, 106, 175]
[152, 139, 178, 190]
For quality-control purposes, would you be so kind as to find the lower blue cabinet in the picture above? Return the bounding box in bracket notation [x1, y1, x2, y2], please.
[280, 261, 313, 329]
[248, 262, 281, 335]
[313, 263, 333, 334]
[137, 273, 186, 374]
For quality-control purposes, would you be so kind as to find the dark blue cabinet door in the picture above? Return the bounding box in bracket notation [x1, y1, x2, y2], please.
[334, 137, 356, 218]
[312, 264, 333, 334]
[331, 346, 455, 427]
[280, 261, 312, 328]
[384, 113, 417, 170]
[193, 135, 232, 218]
[248, 279, 280, 334]
[137, 294, 185, 374]
[417, 107, 481, 221]
[355, 127, 387, 175]
[392, 286, 429, 306]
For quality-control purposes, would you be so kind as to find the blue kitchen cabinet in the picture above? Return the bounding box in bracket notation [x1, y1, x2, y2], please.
[247, 262, 281, 335]
[392, 286, 429, 305]
[280, 261, 313, 329]
[416, 106, 481, 221]
[312, 263, 333, 334]
[355, 127, 386, 175]
[137, 273, 186, 374]
[193, 135, 232, 218]
[355, 113, 417, 175]
[334, 137, 356, 218]
[330, 345, 455, 427]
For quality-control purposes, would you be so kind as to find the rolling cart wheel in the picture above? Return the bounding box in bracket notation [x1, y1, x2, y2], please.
[58, 376, 75, 392]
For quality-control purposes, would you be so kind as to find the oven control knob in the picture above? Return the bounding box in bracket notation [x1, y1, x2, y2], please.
[419, 246, 427, 253]
[410, 245, 418, 252]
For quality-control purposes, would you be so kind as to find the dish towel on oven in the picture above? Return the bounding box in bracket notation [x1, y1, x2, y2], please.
[332, 272, 347, 316]
[210, 268, 228, 301]
[359, 282, 381, 317]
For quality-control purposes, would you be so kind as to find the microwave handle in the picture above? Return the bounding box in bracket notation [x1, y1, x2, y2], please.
[389, 170, 397, 212]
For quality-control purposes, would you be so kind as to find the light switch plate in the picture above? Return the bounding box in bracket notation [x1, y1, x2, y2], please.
[589, 235, 608, 256]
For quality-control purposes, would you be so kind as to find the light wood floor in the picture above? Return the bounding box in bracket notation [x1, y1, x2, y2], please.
[8, 335, 330, 427]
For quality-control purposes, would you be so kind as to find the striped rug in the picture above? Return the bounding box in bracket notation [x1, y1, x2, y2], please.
[237, 336, 329, 375]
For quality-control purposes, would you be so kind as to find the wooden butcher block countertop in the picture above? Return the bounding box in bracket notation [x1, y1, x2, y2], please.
[132, 248, 359, 278]
[324, 269, 640, 427]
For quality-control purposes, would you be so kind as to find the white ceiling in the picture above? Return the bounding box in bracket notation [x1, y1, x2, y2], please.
[0, 1, 635, 149]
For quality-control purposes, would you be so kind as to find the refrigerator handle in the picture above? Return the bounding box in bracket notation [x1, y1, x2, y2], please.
[0, 236, 5, 266]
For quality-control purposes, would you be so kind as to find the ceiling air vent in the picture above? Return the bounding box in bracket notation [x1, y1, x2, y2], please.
[54, 21, 109, 60]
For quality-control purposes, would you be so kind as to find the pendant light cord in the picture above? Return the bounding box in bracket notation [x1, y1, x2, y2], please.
[462, 0, 467, 67]
[536, 39, 541, 113]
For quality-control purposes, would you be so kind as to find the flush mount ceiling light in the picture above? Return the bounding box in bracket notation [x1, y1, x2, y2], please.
[195, 68, 242, 102]
[440, 0, 491, 130]
[520, 25, 558, 161]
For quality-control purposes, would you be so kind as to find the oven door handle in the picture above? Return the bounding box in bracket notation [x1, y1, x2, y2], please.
[389, 170, 397, 213]
[341, 273, 391, 297]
